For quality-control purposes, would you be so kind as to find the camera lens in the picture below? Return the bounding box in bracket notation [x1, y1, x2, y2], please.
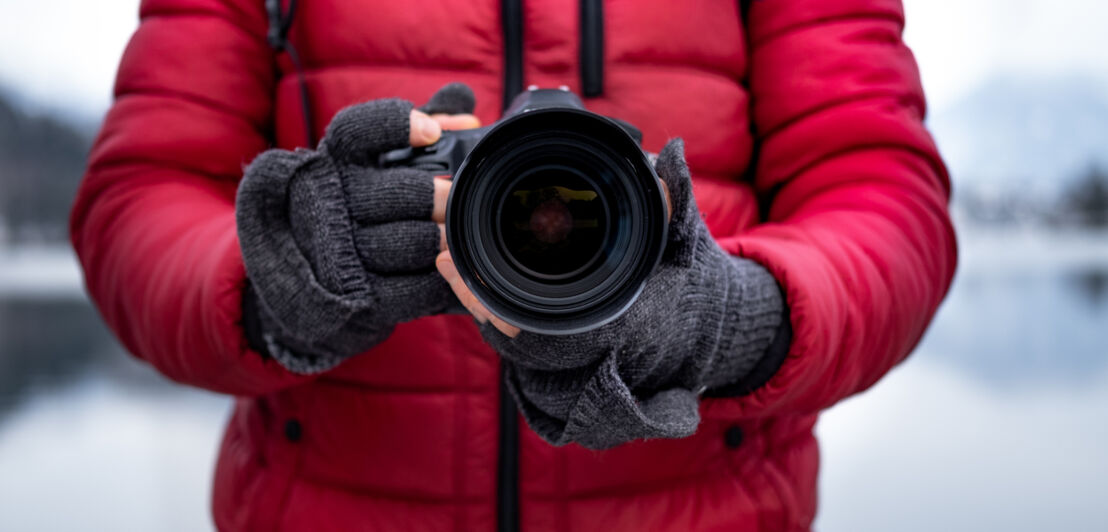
[497, 167, 609, 280]
[446, 108, 667, 334]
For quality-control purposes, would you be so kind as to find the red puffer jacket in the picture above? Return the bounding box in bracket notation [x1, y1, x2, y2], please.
[70, 0, 956, 530]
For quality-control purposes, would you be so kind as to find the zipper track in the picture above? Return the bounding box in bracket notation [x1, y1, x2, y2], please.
[496, 373, 520, 532]
[497, 3, 524, 531]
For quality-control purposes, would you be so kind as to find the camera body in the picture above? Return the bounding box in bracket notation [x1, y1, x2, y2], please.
[382, 88, 668, 334]
[380, 88, 645, 176]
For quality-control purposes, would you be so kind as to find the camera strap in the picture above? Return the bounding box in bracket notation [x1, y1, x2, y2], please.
[579, 0, 604, 98]
[265, 0, 317, 147]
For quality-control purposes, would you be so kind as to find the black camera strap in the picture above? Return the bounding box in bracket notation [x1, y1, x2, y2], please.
[579, 0, 604, 98]
[265, 0, 317, 147]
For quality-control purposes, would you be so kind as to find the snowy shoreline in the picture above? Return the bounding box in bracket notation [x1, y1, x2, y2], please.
[0, 245, 85, 299]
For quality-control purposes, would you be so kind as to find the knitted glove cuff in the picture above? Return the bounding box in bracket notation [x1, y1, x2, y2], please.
[288, 147, 372, 298]
[242, 282, 367, 374]
[684, 249, 787, 392]
[237, 149, 369, 338]
[504, 356, 701, 450]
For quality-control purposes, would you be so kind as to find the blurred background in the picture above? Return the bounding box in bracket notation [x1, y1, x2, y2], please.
[0, 1, 1105, 530]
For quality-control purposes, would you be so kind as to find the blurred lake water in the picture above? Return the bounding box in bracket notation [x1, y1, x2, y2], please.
[0, 229, 1106, 531]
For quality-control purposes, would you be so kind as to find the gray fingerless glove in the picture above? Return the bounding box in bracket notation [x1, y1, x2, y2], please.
[236, 85, 476, 374]
[481, 139, 790, 449]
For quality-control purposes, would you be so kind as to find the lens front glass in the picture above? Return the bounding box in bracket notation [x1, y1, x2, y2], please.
[446, 108, 668, 334]
[497, 167, 608, 280]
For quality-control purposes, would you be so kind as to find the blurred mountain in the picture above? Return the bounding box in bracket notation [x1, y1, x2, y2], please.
[928, 75, 1108, 194]
[0, 90, 93, 243]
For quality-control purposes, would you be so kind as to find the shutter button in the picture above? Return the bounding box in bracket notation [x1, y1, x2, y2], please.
[284, 418, 302, 442]
[724, 426, 744, 448]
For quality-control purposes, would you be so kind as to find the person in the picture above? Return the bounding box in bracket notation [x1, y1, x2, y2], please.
[69, 0, 957, 530]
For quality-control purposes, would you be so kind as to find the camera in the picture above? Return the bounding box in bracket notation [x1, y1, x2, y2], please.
[381, 88, 668, 334]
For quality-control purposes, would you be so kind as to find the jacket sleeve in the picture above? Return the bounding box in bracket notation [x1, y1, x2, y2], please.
[69, 0, 310, 395]
[702, 0, 957, 419]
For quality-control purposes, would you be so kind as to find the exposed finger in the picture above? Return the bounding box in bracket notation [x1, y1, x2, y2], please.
[435, 252, 488, 323]
[431, 113, 482, 131]
[435, 251, 456, 281]
[436, 251, 492, 324]
[433, 177, 451, 223]
[409, 109, 442, 147]
[436, 253, 518, 336]
[439, 224, 447, 251]
[659, 178, 673, 222]
[354, 221, 441, 273]
[488, 313, 521, 338]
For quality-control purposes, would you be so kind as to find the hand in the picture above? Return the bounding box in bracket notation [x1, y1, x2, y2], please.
[437, 139, 785, 448]
[237, 83, 479, 374]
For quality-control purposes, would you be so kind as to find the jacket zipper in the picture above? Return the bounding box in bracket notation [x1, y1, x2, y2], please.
[496, 371, 521, 532]
[579, 0, 604, 97]
[498, 2, 523, 530]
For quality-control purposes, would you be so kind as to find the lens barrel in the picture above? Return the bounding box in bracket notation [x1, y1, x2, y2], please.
[446, 106, 667, 334]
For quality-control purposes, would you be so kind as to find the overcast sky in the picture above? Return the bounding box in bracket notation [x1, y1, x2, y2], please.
[0, 0, 1106, 119]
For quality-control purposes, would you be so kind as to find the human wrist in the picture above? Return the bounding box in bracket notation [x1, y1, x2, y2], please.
[698, 254, 787, 394]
